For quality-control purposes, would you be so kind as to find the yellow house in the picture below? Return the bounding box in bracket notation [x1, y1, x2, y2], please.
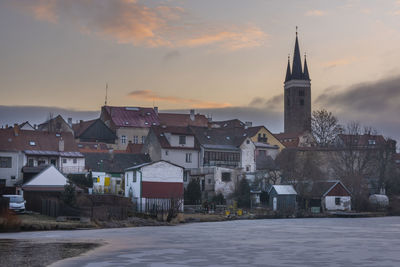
[246, 126, 285, 151]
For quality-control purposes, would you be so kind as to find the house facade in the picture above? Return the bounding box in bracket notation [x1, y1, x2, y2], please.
[100, 106, 159, 150]
[0, 126, 84, 193]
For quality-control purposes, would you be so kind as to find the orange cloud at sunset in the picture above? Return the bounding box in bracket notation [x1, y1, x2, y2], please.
[10, 0, 268, 50]
[128, 90, 232, 109]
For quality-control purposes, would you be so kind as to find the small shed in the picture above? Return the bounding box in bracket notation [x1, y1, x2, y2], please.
[310, 180, 351, 212]
[268, 185, 297, 212]
[22, 165, 82, 212]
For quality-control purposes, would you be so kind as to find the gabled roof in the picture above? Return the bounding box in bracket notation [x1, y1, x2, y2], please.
[309, 180, 351, 197]
[37, 115, 73, 133]
[83, 152, 151, 173]
[159, 112, 209, 127]
[274, 132, 301, 148]
[72, 119, 117, 142]
[0, 128, 79, 152]
[19, 121, 35, 130]
[190, 127, 250, 150]
[102, 106, 159, 128]
[269, 185, 297, 195]
[22, 165, 70, 191]
[125, 160, 184, 171]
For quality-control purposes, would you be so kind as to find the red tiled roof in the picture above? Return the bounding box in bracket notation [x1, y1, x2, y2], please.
[77, 142, 109, 152]
[141, 181, 183, 198]
[211, 119, 245, 128]
[126, 143, 144, 154]
[0, 128, 78, 152]
[338, 134, 386, 146]
[159, 113, 208, 127]
[274, 132, 300, 148]
[104, 106, 159, 128]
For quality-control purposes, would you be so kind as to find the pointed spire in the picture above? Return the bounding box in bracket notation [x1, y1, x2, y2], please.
[303, 53, 310, 80]
[285, 55, 291, 82]
[291, 27, 303, 80]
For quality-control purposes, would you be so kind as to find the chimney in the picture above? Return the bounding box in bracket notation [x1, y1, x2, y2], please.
[58, 138, 64, 152]
[13, 124, 19, 136]
[190, 109, 195, 121]
[68, 118, 72, 127]
[154, 106, 158, 115]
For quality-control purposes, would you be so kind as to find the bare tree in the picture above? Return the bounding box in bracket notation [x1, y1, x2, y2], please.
[311, 109, 343, 147]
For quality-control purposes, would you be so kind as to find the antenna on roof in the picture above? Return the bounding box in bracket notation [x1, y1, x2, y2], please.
[105, 83, 108, 106]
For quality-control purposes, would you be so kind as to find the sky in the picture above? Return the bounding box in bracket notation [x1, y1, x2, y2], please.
[0, 0, 400, 141]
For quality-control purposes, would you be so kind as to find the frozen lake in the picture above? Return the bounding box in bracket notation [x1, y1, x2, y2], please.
[1, 217, 400, 266]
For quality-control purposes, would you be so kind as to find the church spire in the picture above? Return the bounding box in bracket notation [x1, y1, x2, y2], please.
[303, 54, 310, 80]
[285, 55, 292, 82]
[291, 28, 303, 80]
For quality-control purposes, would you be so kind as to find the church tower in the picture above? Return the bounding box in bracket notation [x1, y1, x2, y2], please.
[284, 30, 311, 134]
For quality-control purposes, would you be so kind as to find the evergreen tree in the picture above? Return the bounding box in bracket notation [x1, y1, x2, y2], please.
[235, 178, 251, 208]
[185, 179, 202, 204]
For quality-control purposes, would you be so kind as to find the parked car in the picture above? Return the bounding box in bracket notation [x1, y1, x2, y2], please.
[2, 195, 26, 213]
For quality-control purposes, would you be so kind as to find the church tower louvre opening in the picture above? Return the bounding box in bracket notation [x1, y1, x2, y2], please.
[284, 29, 311, 134]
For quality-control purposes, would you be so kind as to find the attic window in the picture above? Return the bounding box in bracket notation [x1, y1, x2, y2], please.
[55, 133, 61, 137]
[152, 123, 157, 125]
[124, 121, 129, 125]
[144, 122, 149, 125]
[146, 112, 151, 115]
[29, 141, 36, 146]
[207, 136, 211, 139]
[368, 140, 376, 145]
[226, 136, 230, 140]
[78, 144, 83, 148]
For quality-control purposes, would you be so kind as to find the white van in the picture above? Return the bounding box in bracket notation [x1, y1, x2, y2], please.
[2, 195, 26, 213]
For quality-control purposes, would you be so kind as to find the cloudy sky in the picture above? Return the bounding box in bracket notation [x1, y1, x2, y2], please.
[1, 0, 400, 141]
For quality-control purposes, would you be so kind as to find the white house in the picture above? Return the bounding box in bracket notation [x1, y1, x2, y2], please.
[125, 160, 184, 213]
[310, 180, 352, 212]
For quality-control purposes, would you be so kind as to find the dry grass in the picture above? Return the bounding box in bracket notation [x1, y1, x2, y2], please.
[16, 213, 96, 231]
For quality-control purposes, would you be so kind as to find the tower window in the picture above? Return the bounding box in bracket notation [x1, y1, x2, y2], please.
[300, 99, 304, 106]
[299, 90, 305, 96]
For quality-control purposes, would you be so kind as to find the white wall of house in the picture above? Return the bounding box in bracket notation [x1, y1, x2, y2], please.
[240, 138, 256, 172]
[161, 148, 199, 169]
[141, 161, 183, 182]
[324, 196, 351, 211]
[125, 170, 141, 199]
[0, 151, 24, 187]
[214, 167, 240, 198]
[59, 157, 85, 174]
[164, 134, 195, 148]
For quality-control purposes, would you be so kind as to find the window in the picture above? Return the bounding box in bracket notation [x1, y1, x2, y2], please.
[0, 179, 6, 186]
[29, 141, 36, 146]
[73, 158, 77, 164]
[165, 150, 169, 156]
[246, 166, 250, 172]
[133, 136, 138, 144]
[38, 160, 46, 166]
[299, 90, 305, 96]
[121, 135, 126, 144]
[183, 171, 188, 182]
[368, 140, 376, 145]
[208, 179, 212, 184]
[221, 172, 231, 182]
[335, 197, 341, 205]
[62, 158, 67, 164]
[28, 158, 34, 167]
[11, 176, 16, 180]
[0, 157, 12, 168]
[50, 159, 56, 166]
[300, 99, 304, 106]
[246, 140, 250, 144]
[93, 177, 98, 184]
[132, 171, 137, 182]
[179, 135, 186, 145]
[186, 153, 192, 163]
[141, 136, 146, 144]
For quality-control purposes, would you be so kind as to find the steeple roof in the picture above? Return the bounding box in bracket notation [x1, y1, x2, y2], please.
[303, 55, 310, 80]
[291, 33, 303, 79]
[285, 56, 291, 82]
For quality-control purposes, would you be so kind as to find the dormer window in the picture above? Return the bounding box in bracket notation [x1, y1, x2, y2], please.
[124, 121, 129, 125]
[29, 141, 36, 146]
[179, 136, 186, 145]
[146, 112, 151, 116]
[144, 122, 149, 125]
[368, 140, 376, 145]
[226, 136, 230, 140]
[55, 133, 61, 137]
